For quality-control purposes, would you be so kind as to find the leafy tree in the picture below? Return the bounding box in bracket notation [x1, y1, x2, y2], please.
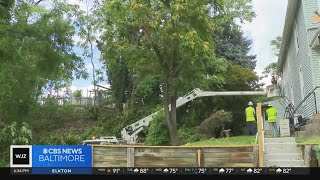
[0, 1, 88, 123]
[0, 0, 15, 23]
[215, 23, 256, 70]
[95, 0, 256, 145]
[74, 90, 82, 102]
[270, 36, 282, 57]
[263, 36, 281, 77]
[97, 0, 257, 145]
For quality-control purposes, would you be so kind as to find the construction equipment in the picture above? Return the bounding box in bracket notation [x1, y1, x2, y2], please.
[81, 88, 266, 145]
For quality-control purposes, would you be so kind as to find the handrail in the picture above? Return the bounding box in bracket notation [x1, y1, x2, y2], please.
[292, 86, 320, 115]
[256, 103, 264, 167]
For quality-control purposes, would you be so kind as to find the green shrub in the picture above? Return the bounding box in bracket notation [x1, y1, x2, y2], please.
[0, 122, 32, 145]
[312, 145, 320, 163]
[40, 129, 82, 145]
[0, 122, 32, 167]
[178, 126, 208, 144]
[0, 150, 9, 167]
[196, 110, 233, 138]
[144, 111, 170, 145]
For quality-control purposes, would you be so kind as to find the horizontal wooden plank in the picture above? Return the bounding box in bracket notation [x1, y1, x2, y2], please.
[93, 148, 127, 156]
[134, 162, 196, 167]
[204, 152, 253, 158]
[135, 152, 196, 158]
[93, 147, 127, 152]
[93, 155, 127, 162]
[92, 144, 257, 148]
[93, 161, 127, 167]
[135, 148, 197, 153]
[204, 163, 254, 167]
[203, 147, 253, 153]
[204, 157, 254, 163]
[93, 151, 127, 156]
[135, 157, 196, 167]
[135, 156, 195, 162]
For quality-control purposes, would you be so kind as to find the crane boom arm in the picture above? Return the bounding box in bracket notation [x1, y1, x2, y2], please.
[121, 88, 266, 144]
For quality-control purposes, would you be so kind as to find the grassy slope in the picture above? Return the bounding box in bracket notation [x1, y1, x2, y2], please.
[185, 136, 256, 146]
[186, 136, 320, 146]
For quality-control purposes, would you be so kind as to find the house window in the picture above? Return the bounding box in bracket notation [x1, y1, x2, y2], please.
[299, 66, 305, 106]
[294, 20, 300, 53]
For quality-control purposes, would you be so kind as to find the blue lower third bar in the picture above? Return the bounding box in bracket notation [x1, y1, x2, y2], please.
[32, 168, 92, 175]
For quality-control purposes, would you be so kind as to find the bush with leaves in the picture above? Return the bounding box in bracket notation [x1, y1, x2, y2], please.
[0, 122, 32, 167]
[144, 111, 170, 145]
[312, 145, 320, 166]
[178, 126, 208, 144]
[0, 122, 32, 145]
[43, 130, 82, 145]
[196, 110, 233, 138]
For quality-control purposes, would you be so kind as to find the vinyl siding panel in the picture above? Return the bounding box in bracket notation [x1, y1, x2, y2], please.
[303, 0, 318, 29]
[307, 28, 318, 44]
[281, 2, 315, 119]
[311, 47, 320, 112]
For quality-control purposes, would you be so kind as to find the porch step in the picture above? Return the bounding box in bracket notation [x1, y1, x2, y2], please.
[264, 160, 305, 167]
[264, 137, 296, 144]
[264, 153, 303, 161]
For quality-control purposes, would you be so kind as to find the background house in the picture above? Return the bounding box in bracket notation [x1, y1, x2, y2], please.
[267, 0, 320, 137]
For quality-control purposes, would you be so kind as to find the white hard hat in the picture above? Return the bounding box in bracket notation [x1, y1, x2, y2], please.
[268, 103, 273, 107]
[248, 101, 253, 106]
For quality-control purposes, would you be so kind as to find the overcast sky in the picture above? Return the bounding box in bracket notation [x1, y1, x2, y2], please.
[242, 0, 288, 85]
[69, 0, 288, 93]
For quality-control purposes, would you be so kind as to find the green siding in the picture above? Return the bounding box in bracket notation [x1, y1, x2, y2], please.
[311, 48, 320, 112]
[302, 0, 318, 29]
[281, 1, 316, 119]
[303, 0, 320, 113]
[307, 28, 318, 43]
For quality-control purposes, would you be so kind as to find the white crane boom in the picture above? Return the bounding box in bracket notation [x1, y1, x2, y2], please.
[121, 88, 266, 144]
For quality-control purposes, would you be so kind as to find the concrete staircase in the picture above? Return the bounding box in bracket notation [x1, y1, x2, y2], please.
[264, 137, 305, 167]
[295, 113, 320, 138]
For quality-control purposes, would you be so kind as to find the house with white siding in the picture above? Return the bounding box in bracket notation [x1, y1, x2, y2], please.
[267, 0, 320, 138]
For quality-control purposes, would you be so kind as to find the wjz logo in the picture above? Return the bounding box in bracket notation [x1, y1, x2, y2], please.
[10, 145, 32, 167]
[15, 153, 27, 159]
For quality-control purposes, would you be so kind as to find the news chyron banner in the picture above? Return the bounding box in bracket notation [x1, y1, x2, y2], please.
[10, 145, 92, 174]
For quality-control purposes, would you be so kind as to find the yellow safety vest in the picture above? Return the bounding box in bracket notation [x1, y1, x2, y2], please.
[266, 107, 277, 122]
[245, 106, 256, 122]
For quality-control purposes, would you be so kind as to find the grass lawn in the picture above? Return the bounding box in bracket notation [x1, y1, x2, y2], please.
[296, 138, 320, 144]
[185, 136, 256, 146]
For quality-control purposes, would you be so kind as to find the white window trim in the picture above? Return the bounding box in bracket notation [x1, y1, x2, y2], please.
[294, 20, 299, 54]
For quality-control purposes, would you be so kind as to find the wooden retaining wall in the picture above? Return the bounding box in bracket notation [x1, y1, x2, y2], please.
[298, 144, 319, 167]
[92, 145, 258, 167]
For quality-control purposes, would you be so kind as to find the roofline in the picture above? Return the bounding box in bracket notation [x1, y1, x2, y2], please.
[277, 0, 299, 74]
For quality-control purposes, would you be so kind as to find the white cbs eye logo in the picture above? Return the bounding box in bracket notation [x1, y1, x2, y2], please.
[43, 148, 48, 154]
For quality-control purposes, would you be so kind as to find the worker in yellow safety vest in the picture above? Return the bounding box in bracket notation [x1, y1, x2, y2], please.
[266, 103, 278, 137]
[245, 101, 256, 135]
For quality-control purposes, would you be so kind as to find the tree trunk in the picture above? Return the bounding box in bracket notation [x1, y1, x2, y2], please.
[162, 72, 181, 146]
[169, 90, 181, 145]
[127, 70, 133, 108]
